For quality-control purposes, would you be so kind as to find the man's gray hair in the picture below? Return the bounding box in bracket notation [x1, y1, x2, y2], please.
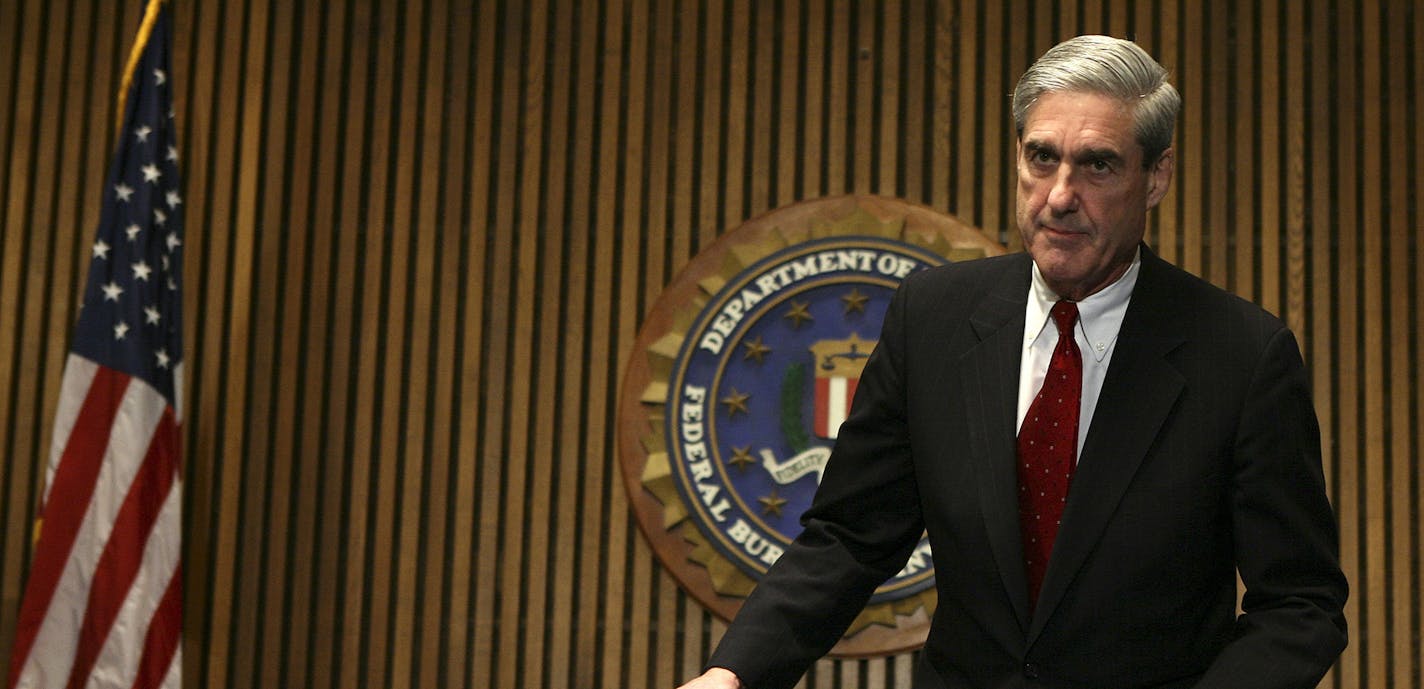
[1012, 35, 1181, 165]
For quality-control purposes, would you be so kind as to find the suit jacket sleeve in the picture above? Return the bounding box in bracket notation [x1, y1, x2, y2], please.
[706, 272, 927, 689]
[1194, 325, 1348, 688]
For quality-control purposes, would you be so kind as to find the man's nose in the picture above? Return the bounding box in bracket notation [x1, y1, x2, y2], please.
[1046, 167, 1078, 214]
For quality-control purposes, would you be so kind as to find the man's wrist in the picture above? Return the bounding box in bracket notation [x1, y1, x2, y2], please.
[703, 666, 743, 688]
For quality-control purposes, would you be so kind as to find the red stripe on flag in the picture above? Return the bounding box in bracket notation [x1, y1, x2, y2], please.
[814, 377, 830, 438]
[845, 378, 859, 409]
[7, 367, 131, 689]
[131, 565, 181, 689]
[64, 408, 180, 689]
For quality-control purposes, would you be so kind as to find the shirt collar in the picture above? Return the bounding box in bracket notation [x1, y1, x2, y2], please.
[1026, 247, 1140, 362]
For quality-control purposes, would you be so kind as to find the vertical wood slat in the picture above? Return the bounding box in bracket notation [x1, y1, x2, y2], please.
[1385, 6, 1420, 689]
[0, 2, 1421, 689]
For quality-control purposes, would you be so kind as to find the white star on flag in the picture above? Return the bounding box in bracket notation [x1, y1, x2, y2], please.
[155, 349, 171, 368]
[126, 224, 142, 241]
[135, 125, 152, 142]
[145, 306, 161, 324]
[92, 240, 111, 259]
[132, 261, 153, 281]
[113, 321, 130, 340]
[165, 190, 182, 208]
[154, 68, 166, 85]
[142, 164, 162, 183]
[114, 183, 134, 202]
[101, 282, 124, 301]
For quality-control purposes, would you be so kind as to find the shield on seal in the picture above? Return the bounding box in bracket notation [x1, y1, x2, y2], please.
[810, 334, 874, 440]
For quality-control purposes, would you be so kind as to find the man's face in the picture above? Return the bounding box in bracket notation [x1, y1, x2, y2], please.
[1015, 90, 1173, 301]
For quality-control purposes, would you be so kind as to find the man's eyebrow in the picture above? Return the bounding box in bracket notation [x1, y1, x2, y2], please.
[1023, 140, 1059, 157]
[1072, 147, 1126, 165]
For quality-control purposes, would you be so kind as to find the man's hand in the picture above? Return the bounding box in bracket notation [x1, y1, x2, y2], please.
[676, 667, 743, 689]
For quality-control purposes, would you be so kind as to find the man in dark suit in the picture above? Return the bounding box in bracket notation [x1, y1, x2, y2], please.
[679, 35, 1347, 689]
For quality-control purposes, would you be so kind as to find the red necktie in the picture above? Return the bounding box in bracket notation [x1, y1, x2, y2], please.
[1017, 300, 1081, 611]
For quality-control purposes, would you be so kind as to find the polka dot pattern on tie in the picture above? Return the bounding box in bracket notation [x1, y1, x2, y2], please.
[1017, 299, 1081, 611]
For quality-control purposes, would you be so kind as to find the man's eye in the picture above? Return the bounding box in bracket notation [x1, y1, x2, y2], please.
[1087, 159, 1112, 173]
[1030, 150, 1055, 164]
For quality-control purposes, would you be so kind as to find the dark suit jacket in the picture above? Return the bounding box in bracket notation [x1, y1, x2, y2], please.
[708, 247, 1348, 689]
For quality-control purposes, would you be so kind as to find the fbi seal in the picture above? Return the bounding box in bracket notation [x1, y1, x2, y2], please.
[618, 196, 1004, 656]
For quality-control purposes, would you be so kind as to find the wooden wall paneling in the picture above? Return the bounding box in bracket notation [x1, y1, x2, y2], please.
[279, 1, 329, 684]
[1417, 6, 1424, 684]
[0, 0, 45, 539]
[978, 0, 1002, 237]
[1301, 0, 1343, 681]
[624, 2, 686, 687]
[1360, 1, 1389, 686]
[1108, 0, 1129, 38]
[175, 0, 218, 682]
[373, 0, 415, 683]
[1411, 6, 1424, 689]
[196, 0, 256, 683]
[723, 0, 750, 223]
[852, 0, 876, 197]
[877, 0, 899, 224]
[698, 0, 728, 243]
[515, 0, 555, 682]
[570, 2, 612, 686]
[1056, 0, 1079, 44]
[1080, 0, 1102, 34]
[1257, 0, 1281, 318]
[751, 0, 776, 213]
[668, 0, 697, 264]
[1384, 6, 1417, 687]
[626, 2, 686, 686]
[484, 0, 530, 686]
[237, 0, 281, 683]
[406, 0, 452, 685]
[802, 0, 827, 201]
[252, 0, 299, 685]
[319, 2, 371, 687]
[592, 1, 632, 689]
[953, 0, 976, 222]
[1204, 0, 1230, 289]
[426, 1, 475, 682]
[1149, 0, 1178, 265]
[1175, 1, 1202, 278]
[1232, 0, 1257, 302]
[393, 0, 433, 683]
[822, 0, 848, 199]
[34, 0, 78, 487]
[1001, 0, 1030, 253]
[929, 0, 950, 211]
[1334, 1, 1366, 687]
[0, 0, 40, 669]
[464, 0, 500, 686]
[900, 0, 925, 201]
[539, 0, 578, 686]
[776, 0, 803, 207]
[1283, 0, 1307, 338]
[334, 1, 385, 686]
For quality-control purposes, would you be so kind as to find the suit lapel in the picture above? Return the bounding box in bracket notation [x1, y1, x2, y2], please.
[1027, 248, 1188, 643]
[958, 255, 1033, 630]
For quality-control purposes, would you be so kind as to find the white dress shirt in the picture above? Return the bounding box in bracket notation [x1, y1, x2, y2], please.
[1015, 249, 1140, 460]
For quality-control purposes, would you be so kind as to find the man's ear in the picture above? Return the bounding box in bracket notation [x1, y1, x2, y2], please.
[1146, 148, 1174, 209]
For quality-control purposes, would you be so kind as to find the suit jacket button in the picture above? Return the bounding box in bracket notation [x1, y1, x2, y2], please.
[1023, 663, 1039, 679]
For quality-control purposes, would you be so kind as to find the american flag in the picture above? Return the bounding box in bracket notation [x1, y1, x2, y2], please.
[7, 2, 184, 688]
